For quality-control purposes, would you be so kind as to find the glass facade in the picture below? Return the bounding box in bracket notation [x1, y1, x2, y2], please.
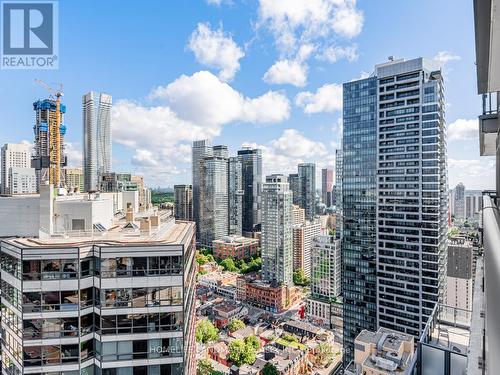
[199, 156, 229, 246]
[0, 228, 196, 375]
[83, 92, 112, 192]
[228, 156, 243, 235]
[237, 148, 262, 234]
[298, 163, 316, 220]
[342, 76, 378, 364]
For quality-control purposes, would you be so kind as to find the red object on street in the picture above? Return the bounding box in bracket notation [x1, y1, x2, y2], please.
[299, 305, 305, 319]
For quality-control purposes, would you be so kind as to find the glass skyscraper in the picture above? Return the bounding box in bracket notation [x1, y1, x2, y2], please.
[237, 148, 262, 235]
[83, 92, 112, 192]
[192, 140, 213, 240]
[228, 157, 243, 236]
[298, 163, 316, 220]
[342, 76, 378, 364]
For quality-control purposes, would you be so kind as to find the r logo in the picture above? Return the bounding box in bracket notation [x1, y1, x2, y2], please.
[2, 2, 53, 54]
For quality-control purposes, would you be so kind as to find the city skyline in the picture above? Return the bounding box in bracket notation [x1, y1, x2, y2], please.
[0, 0, 494, 190]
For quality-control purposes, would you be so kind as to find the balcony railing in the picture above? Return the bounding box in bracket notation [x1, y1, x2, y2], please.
[479, 92, 499, 156]
[408, 304, 471, 375]
[482, 194, 500, 375]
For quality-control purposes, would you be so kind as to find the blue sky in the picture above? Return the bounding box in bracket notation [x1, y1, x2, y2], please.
[0, 0, 494, 189]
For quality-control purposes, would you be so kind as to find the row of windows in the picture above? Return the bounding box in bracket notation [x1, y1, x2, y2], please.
[2, 254, 184, 281]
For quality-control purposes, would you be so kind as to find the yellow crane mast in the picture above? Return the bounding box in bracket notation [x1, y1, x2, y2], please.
[34, 79, 64, 187]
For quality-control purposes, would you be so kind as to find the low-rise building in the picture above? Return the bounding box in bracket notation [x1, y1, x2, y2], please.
[213, 302, 248, 320]
[213, 235, 260, 260]
[237, 277, 302, 313]
[345, 327, 414, 375]
[198, 272, 239, 300]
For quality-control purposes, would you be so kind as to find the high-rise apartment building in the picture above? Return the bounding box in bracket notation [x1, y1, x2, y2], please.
[342, 58, 448, 362]
[447, 238, 473, 310]
[199, 152, 229, 247]
[465, 190, 483, 220]
[376, 58, 447, 338]
[288, 173, 300, 206]
[298, 163, 316, 220]
[228, 157, 243, 235]
[454, 182, 466, 220]
[83, 92, 112, 192]
[9, 167, 37, 194]
[192, 139, 213, 239]
[292, 220, 321, 277]
[261, 174, 293, 286]
[0, 188, 196, 375]
[307, 235, 342, 328]
[237, 147, 262, 235]
[310, 235, 341, 300]
[291, 204, 305, 226]
[32, 99, 67, 189]
[64, 167, 84, 192]
[321, 168, 334, 207]
[335, 149, 343, 239]
[1, 143, 32, 195]
[174, 184, 193, 221]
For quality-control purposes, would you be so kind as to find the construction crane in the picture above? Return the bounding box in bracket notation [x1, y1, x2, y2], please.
[34, 79, 64, 188]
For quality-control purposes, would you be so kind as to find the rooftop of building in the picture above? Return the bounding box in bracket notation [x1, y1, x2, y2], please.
[213, 301, 245, 314]
[355, 327, 414, 374]
[213, 234, 259, 245]
[5, 198, 192, 248]
[283, 320, 321, 335]
[356, 327, 413, 352]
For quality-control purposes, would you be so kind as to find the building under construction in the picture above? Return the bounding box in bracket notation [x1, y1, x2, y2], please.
[32, 99, 67, 190]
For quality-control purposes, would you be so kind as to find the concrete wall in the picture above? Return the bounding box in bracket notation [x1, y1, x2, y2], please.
[0, 196, 40, 237]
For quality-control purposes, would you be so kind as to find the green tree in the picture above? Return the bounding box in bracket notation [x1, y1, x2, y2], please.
[220, 258, 238, 272]
[242, 257, 262, 274]
[197, 359, 214, 375]
[315, 342, 334, 365]
[228, 318, 246, 332]
[262, 363, 279, 375]
[228, 339, 256, 366]
[244, 336, 260, 351]
[196, 320, 219, 344]
[293, 269, 310, 286]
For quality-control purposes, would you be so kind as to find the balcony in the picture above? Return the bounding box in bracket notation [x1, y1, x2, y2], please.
[479, 92, 499, 156]
[407, 304, 471, 375]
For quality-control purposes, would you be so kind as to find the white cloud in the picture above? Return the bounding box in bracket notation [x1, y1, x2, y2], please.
[295, 83, 343, 113]
[112, 71, 290, 186]
[448, 158, 495, 190]
[188, 23, 244, 81]
[271, 129, 327, 158]
[434, 51, 461, 65]
[243, 129, 334, 179]
[317, 44, 358, 63]
[447, 119, 478, 141]
[65, 142, 82, 168]
[263, 59, 308, 87]
[205, 0, 231, 5]
[257, 0, 364, 54]
[132, 149, 159, 167]
[152, 70, 290, 125]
